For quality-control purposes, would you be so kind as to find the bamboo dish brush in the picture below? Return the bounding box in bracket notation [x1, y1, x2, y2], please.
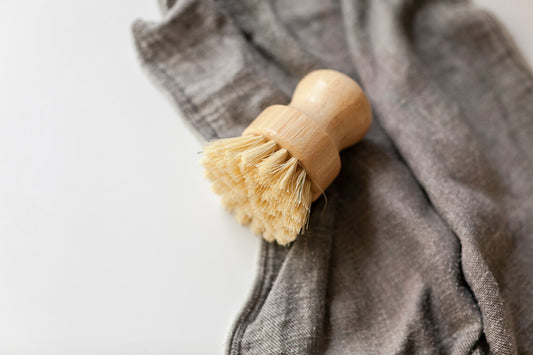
[201, 69, 372, 245]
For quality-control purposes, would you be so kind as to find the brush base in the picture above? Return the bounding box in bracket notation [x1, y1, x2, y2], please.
[243, 105, 340, 201]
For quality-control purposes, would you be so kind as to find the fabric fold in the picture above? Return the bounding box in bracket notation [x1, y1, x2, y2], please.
[133, 0, 533, 353]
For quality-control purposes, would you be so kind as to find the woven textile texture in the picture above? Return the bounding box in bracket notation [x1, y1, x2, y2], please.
[133, 0, 533, 353]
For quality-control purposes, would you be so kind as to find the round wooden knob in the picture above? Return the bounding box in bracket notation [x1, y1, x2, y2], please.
[289, 70, 372, 151]
[243, 69, 372, 200]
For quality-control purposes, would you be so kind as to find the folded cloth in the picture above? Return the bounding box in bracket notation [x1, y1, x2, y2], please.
[133, 0, 533, 353]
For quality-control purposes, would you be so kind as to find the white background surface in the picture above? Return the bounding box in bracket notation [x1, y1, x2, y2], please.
[0, 1, 531, 354]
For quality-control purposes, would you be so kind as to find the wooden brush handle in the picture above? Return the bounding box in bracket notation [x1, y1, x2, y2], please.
[243, 69, 372, 200]
[289, 70, 372, 151]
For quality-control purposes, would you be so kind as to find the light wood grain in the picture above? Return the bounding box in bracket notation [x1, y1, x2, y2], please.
[244, 69, 372, 200]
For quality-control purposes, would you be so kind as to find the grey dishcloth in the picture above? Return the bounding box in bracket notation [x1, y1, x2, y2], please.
[132, 0, 533, 353]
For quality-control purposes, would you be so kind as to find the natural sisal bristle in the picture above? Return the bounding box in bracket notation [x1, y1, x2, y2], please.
[201, 136, 312, 245]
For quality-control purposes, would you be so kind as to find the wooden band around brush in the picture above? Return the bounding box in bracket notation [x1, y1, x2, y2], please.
[243, 105, 340, 201]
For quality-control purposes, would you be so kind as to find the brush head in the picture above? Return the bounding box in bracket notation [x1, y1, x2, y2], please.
[201, 135, 311, 245]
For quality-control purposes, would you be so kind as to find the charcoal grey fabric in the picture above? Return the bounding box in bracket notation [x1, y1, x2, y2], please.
[132, 0, 533, 353]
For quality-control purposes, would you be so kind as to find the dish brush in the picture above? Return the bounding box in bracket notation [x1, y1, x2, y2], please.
[201, 69, 372, 245]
